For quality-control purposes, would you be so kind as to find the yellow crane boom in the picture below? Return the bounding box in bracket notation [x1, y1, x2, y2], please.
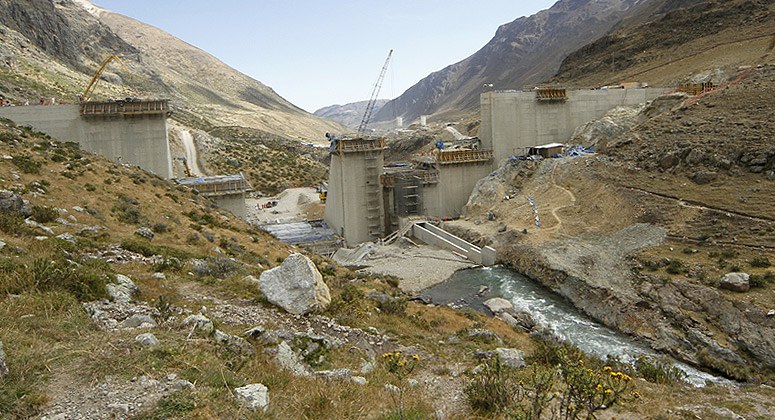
[81, 55, 127, 102]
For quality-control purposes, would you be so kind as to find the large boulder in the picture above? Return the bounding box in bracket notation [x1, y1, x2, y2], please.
[483, 297, 513, 314]
[495, 348, 526, 368]
[234, 383, 269, 412]
[719, 272, 750, 293]
[259, 254, 330, 314]
[0, 190, 31, 217]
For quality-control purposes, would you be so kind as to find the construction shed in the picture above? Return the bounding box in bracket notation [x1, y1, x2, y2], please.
[528, 143, 564, 158]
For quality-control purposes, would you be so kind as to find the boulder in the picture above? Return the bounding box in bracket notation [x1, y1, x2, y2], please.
[719, 272, 750, 292]
[498, 311, 536, 332]
[0, 190, 31, 216]
[483, 297, 513, 314]
[0, 340, 8, 378]
[275, 340, 311, 377]
[467, 328, 502, 343]
[234, 383, 269, 412]
[135, 333, 160, 347]
[495, 348, 526, 368]
[0, 239, 5, 251]
[55, 232, 77, 244]
[213, 329, 255, 356]
[259, 253, 330, 314]
[182, 314, 214, 335]
[122, 315, 157, 328]
[134, 227, 155, 239]
[151, 272, 166, 280]
[107, 274, 139, 303]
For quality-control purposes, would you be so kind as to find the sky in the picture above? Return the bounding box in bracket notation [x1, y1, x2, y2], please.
[92, 1, 557, 113]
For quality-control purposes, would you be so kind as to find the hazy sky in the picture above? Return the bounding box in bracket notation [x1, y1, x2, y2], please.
[92, 1, 557, 113]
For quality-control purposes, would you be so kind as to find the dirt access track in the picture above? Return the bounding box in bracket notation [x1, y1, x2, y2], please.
[245, 187, 323, 226]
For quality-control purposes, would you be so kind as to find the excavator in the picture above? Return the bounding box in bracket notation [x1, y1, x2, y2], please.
[175, 157, 193, 177]
[80, 55, 128, 102]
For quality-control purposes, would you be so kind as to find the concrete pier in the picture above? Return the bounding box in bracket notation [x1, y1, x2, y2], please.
[0, 100, 172, 178]
[176, 173, 252, 219]
[480, 88, 665, 164]
[324, 138, 386, 246]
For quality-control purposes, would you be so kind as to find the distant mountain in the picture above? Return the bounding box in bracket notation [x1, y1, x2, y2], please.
[314, 99, 389, 129]
[552, 0, 775, 86]
[0, 0, 344, 142]
[374, 0, 644, 123]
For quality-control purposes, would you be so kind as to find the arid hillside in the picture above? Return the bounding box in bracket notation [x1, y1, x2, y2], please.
[448, 64, 775, 385]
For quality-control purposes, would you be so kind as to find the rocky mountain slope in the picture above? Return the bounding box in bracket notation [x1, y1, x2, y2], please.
[552, 0, 775, 87]
[374, 0, 644, 123]
[314, 99, 389, 130]
[0, 0, 343, 141]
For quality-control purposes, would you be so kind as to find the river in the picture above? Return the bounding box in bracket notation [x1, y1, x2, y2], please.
[422, 266, 729, 387]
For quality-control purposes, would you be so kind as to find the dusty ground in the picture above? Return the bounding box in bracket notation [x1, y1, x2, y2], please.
[350, 240, 478, 293]
[245, 187, 323, 225]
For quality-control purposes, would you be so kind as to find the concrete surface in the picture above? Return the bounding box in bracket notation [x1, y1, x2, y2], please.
[0, 104, 172, 178]
[480, 88, 665, 164]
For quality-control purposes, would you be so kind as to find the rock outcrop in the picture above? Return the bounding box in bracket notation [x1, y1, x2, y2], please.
[259, 254, 331, 315]
[107, 274, 139, 303]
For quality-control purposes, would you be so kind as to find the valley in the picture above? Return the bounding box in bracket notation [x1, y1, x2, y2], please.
[0, 0, 773, 419]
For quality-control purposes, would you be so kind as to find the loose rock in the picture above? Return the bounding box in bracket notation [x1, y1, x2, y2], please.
[259, 253, 331, 314]
[483, 297, 513, 314]
[107, 274, 140, 303]
[135, 333, 160, 347]
[0, 340, 8, 378]
[181, 314, 214, 336]
[134, 227, 155, 239]
[719, 272, 750, 292]
[275, 340, 311, 376]
[234, 383, 269, 412]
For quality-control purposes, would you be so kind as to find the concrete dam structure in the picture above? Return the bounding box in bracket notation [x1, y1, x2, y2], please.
[326, 86, 665, 248]
[480, 87, 665, 164]
[0, 100, 172, 178]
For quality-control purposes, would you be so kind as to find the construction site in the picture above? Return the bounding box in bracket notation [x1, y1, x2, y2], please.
[0, 55, 255, 217]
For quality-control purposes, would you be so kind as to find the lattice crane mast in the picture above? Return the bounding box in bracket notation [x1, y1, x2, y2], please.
[357, 49, 393, 136]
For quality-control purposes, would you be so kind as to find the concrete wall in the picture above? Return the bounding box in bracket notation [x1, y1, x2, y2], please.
[422, 162, 492, 219]
[324, 150, 384, 246]
[480, 88, 665, 165]
[212, 193, 247, 220]
[412, 222, 496, 266]
[0, 105, 172, 178]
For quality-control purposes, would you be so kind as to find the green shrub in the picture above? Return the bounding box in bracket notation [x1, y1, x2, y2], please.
[11, 155, 41, 173]
[634, 355, 686, 385]
[151, 222, 168, 234]
[665, 259, 686, 275]
[192, 256, 241, 279]
[120, 239, 193, 260]
[464, 356, 519, 413]
[112, 194, 147, 225]
[378, 296, 407, 315]
[28, 258, 109, 301]
[30, 205, 58, 223]
[750, 256, 771, 268]
[0, 213, 30, 235]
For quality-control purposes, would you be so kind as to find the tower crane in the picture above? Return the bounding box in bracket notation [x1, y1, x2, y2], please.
[357, 49, 393, 136]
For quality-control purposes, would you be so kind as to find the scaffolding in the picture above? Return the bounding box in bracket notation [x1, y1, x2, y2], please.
[394, 175, 423, 217]
[80, 99, 170, 117]
[363, 148, 384, 240]
[535, 87, 568, 101]
[176, 173, 252, 197]
[436, 149, 493, 164]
